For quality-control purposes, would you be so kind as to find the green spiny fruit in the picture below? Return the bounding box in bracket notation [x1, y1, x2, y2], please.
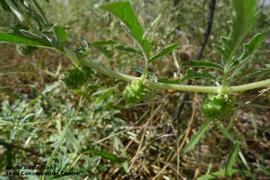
[202, 94, 234, 119]
[123, 79, 149, 104]
[63, 66, 91, 90]
[16, 45, 37, 56]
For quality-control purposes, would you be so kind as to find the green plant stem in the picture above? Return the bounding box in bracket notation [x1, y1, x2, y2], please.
[61, 49, 270, 94]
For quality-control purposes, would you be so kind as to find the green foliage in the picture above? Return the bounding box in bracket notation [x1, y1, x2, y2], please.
[183, 119, 213, 154]
[225, 141, 240, 176]
[238, 33, 264, 63]
[53, 26, 68, 49]
[16, 45, 37, 56]
[100, 1, 151, 58]
[0, 0, 269, 178]
[217, 0, 258, 63]
[84, 147, 123, 162]
[0, 0, 10, 11]
[183, 60, 223, 72]
[0, 32, 51, 47]
[198, 168, 240, 180]
[149, 43, 178, 62]
[123, 79, 149, 104]
[202, 94, 234, 119]
[63, 66, 91, 90]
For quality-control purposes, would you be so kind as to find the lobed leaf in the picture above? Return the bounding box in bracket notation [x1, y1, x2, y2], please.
[218, 0, 257, 62]
[100, 1, 151, 58]
[238, 33, 264, 62]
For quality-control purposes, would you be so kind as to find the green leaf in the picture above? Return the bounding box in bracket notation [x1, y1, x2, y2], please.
[122, 160, 129, 173]
[238, 33, 264, 62]
[91, 40, 115, 46]
[53, 26, 68, 48]
[183, 119, 213, 154]
[101, 1, 151, 58]
[91, 40, 114, 58]
[218, 124, 234, 141]
[218, 0, 257, 62]
[85, 147, 121, 162]
[90, 39, 143, 57]
[183, 60, 223, 72]
[66, 129, 81, 152]
[4, 0, 24, 22]
[225, 141, 240, 176]
[0, 32, 51, 47]
[114, 44, 142, 55]
[183, 69, 216, 81]
[198, 169, 240, 180]
[245, 67, 270, 79]
[149, 43, 178, 62]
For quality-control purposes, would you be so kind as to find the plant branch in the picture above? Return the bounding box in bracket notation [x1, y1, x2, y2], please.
[61, 49, 270, 94]
[175, 0, 216, 120]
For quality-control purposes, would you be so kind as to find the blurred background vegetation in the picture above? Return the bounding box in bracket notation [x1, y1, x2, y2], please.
[0, 0, 269, 179]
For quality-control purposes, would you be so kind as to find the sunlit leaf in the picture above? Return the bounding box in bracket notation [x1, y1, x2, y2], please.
[4, 0, 24, 22]
[101, 1, 151, 58]
[238, 33, 264, 62]
[218, 0, 257, 63]
[53, 26, 68, 48]
[0, 32, 51, 47]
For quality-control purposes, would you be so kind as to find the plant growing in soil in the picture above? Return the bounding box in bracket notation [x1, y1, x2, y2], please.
[0, 0, 268, 178]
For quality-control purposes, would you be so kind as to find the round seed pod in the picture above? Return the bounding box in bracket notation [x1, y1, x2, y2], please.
[63, 66, 90, 90]
[16, 45, 37, 56]
[123, 79, 149, 104]
[202, 94, 234, 119]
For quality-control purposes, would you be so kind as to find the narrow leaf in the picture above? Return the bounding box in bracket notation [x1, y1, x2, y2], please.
[0, 32, 51, 47]
[225, 141, 240, 176]
[198, 169, 240, 180]
[238, 33, 264, 62]
[66, 129, 81, 152]
[114, 44, 142, 55]
[149, 43, 178, 62]
[53, 26, 68, 48]
[85, 148, 121, 162]
[91, 40, 115, 46]
[183, 60, 223, 71]
[101, 1, 151, 58]
[183, 69, 216, 81]
[183, 120, 213, 154]
[219, 0, 257, 62]
[4, 0, 24, 22]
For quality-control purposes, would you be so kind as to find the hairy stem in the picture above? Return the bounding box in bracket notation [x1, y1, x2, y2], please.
[62, 49, 270, 94]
